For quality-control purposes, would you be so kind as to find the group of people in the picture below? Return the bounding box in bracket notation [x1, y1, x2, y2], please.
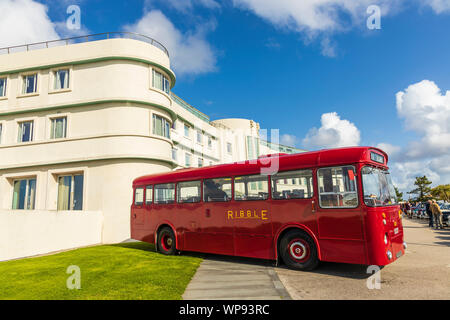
[401, 200, 445, 229]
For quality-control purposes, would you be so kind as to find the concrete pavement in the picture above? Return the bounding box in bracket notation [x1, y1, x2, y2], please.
[276, 217, 450, 299]
[182, 256, 291, 300]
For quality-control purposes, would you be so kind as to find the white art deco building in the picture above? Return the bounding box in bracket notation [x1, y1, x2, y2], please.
[0, 33, 304, 260]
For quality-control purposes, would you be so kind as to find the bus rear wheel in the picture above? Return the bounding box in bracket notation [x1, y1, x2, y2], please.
[280, 230, 319, 271]
[157, 227, 176, 255]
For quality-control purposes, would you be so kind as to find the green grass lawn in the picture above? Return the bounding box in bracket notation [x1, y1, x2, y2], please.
[0, 242, 202, 300]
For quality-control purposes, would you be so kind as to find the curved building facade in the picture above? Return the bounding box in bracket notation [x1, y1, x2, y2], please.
[0, 34, 304, 260]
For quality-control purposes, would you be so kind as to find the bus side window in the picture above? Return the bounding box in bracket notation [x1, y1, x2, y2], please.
[134, 187, 144, 205]
[271, 169, 313, 200]
[154, 183, 175, 204]
[203, 178, 232, 202]
[234, 174, 269, 201]
[317, 166, 358, 208]
[145, 185, 153, 205]
[177, 181, 201, 203]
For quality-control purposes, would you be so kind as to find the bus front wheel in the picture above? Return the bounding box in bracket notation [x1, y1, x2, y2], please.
[280, 230, 319, 271]
[157, 227, 177, 255]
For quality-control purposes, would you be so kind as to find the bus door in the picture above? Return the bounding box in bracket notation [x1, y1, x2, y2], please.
[229, 175, 272, 259]
[175, 181, 205, 252]
[132, 186, 145, 226]
[200, 177, 234, 255]
[315, 166, 366, 264]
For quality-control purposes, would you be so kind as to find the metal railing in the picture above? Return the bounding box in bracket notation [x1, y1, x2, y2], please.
[0, 32, 169, 57]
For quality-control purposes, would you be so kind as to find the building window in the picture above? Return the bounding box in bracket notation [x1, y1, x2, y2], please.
[0, 123, 3, 144]
[50, 117, 67, 139]
[172, 148, 178, 161]
[185, 153, 191, 167]
[196, 130, 202, 144]
[208, 136, 212, 148]
[227, 142, 232, 154]
[184, 124, 190, 138]
[152, 114, 170, 139]
[12, 178, 36, 210]
[0, 77, 7, 97]
[54, 69, 70, 90]
[198, 158, 203, 167]
[152, 69, 170, 94]
[57, 174, 84, 210]
[22, 74, 38, 94]
[318, 166, 358, 208]
[18, 121, 33, 142]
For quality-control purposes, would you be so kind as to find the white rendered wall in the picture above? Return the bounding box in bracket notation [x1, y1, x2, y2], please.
[0, 210, 103, 261]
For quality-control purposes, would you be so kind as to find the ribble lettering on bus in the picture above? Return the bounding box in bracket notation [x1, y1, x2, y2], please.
[227, 210, 268, 220]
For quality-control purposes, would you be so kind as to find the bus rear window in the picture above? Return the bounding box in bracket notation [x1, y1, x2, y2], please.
[134, 187, 144, 205]
[154, 183, 175, 204]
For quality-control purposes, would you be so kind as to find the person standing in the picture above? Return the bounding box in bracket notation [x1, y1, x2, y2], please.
[426, 200, 433, 227]
[430, 200, 443, 229]
[406, 202, 412, 218]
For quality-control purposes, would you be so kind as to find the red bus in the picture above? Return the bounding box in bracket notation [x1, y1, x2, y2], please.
[131, 147, 406, 270]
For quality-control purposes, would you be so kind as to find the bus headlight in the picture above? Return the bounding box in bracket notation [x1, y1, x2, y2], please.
[403, 242, 407, 250]
[383, 219, 387, 225]
[387, 250, 393, 260]
[384, 234, 388, 245]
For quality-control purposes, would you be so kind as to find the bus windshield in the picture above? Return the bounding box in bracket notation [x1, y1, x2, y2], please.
[361, 166, 398, 207]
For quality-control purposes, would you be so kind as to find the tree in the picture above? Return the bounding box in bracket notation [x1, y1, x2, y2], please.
[408, 176, 432, 202]
[430, 184, 450, 202]
[394, 187, 404, 202]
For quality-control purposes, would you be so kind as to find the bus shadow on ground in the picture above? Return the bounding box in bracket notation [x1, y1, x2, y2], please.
[277, 262, 374, 279]
[184, 251, 373, 280]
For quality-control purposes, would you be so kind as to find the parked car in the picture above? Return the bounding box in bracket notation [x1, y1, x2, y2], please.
[412, 203, 427, 219]
[439, 203, 450, 227]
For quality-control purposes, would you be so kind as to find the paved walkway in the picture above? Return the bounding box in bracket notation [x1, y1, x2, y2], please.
[276, 218, 450, 300]
[182, 255, 291, 300]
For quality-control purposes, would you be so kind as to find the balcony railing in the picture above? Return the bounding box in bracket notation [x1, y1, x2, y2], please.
[0, 32, 169, 57]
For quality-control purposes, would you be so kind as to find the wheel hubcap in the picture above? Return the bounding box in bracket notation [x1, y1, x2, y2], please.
[288, 239, 310, 263]
[161, 234, 173, 251]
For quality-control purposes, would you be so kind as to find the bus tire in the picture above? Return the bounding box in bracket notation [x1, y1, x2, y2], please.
[157, 227, 177, 255]
[280, 229, 319, 271]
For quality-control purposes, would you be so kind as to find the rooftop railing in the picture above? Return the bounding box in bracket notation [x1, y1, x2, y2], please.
[0, 32, 169, 57]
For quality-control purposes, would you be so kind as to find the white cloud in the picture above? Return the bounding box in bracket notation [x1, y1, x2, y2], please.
[302, 112, 361, 149]
[0, 0, 59, 47]
[124, 10, 217, 76]
[378, 79, 450, 194]
[280, 134, 298, 147]
[423, 0, 450, 14]
[396, 79, 450, 159]
[231, 0, 395, 37]
[232, 0, 450, 56]
[145, 0, 220, 13]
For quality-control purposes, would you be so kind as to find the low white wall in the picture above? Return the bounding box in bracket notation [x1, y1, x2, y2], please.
[0, 210, 103, 261]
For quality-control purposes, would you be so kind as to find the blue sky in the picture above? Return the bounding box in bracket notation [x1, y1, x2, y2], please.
[2, 0, 450, 193]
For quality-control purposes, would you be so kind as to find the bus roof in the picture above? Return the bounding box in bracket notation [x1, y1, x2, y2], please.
[133, 146, 389, 186]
